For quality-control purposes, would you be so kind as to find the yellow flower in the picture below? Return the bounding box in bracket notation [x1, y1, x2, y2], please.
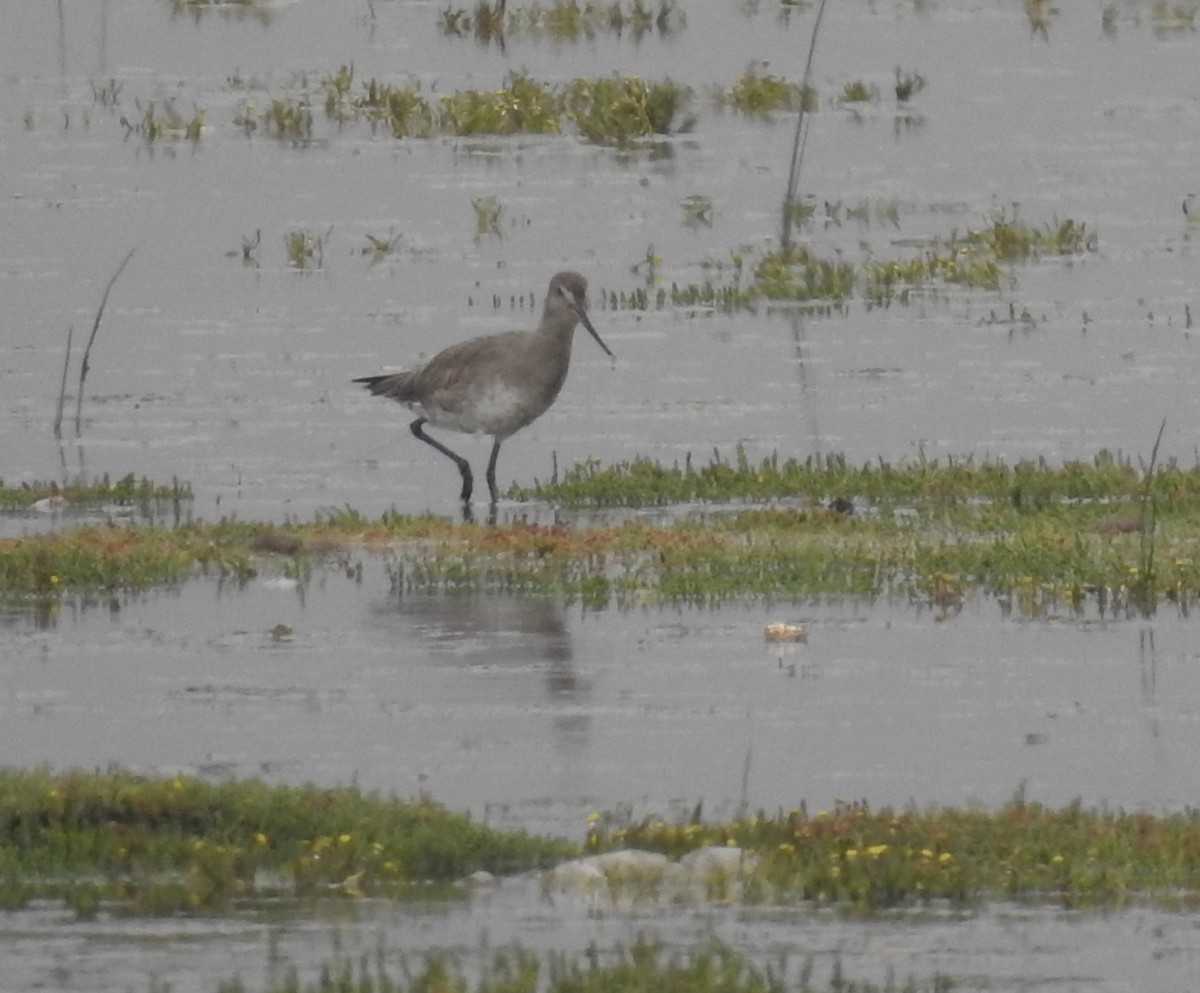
[920, 848, 934, 859]
[587, 812, 600, 823]
[1051, 853, 1064, 864]
[338, 833, 352, 844]
[844, 848, 858, 859]
[254, 832, 268, 845]
[777, 843, 796, 855]
[938, 852, 952, 864]
[866, 844, 889, 858]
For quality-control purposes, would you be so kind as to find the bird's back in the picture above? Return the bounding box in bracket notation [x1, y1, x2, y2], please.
[355, 328, 571, 437]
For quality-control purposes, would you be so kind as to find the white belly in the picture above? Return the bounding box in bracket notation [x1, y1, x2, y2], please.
[417, 380, 536, 438]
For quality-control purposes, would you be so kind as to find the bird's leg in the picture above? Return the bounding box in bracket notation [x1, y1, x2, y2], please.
[411, 418, 474, 503]
[485, 437, 503, 507]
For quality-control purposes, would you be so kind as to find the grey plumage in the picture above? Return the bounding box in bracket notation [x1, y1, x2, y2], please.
[354, 271, 613, 507]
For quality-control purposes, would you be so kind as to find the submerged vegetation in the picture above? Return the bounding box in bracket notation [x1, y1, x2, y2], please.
[2, 451, 1200, 614]
[220, 940, 953, 993]
[438, 0, 686, 42]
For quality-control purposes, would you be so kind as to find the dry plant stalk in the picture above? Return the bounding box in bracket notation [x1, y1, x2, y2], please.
[64, 247, 136, 437]
[780, 0, 828, 250]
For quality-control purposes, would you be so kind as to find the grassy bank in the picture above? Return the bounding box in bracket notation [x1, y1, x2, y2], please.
[3, 770, 1200, 918]
[2, 452, 1198, 613]
[0, 768, 572, 916]
[585, 794, 1200, 911]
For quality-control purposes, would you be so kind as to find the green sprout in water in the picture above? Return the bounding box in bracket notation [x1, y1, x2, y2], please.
[721, 66, 813, 116]
[284, 229, 328, 269]
[472, 197, 504, 239]
[169, 0, 274, 25]
[440, 72, 560, 136]
[894, 66, 926, 102]
[839, 79, 876, 104]
[260, 97, 314, 141]
[120, 98, 204, 143]
[680, 194, 713, 228]
[563, 75, 689, 147]
[90, 78, 123, 108]
[1151, 0, 1199, 33]
[361, 229, 402, 258]
[960, 206, 1097, 260]
[1024, 0, 1059, 37]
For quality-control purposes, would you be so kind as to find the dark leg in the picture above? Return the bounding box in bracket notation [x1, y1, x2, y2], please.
[411, 418, 473, 503]
[485, 437, 503, 506]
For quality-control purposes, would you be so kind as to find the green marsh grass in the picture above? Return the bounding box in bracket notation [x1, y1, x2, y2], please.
[0, 473, 190, 513]
[442, 73, 562, 136]
[6, 770, 1200, 920]
[0, 769, 572, 915]
[606, 209, 1096, 311]
[586, 794, 1200, 910]
[563, 76, 690, 146]
[8, 452, 1200, 612]
[316, 68, 689, 145]
[959, 207, 1096, 260]
[279, 67, 693, 145]
[720, 68, 814, 116]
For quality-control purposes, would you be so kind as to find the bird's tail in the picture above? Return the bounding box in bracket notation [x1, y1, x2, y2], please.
[353, 372, 415, 401]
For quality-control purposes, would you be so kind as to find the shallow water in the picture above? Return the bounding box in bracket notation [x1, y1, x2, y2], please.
[3, 575, 1199, 835]
[3, 0, 1200, 989]
[2, 1, 1199, 523]
[4, 881, 1200, 993]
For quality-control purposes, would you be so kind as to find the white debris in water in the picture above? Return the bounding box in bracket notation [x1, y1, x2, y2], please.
[542, 846, 758, 905]
[461, 870, 496, 889]
[260, 577, 299, 590]
[678, 845, 759, 877]
[31, 496, 68, 514]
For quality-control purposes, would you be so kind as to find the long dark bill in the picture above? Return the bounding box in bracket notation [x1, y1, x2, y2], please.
[578, 309, 614, 358]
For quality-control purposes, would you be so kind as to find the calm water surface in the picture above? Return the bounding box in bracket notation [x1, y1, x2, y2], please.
[2, 0, 1200, 989]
